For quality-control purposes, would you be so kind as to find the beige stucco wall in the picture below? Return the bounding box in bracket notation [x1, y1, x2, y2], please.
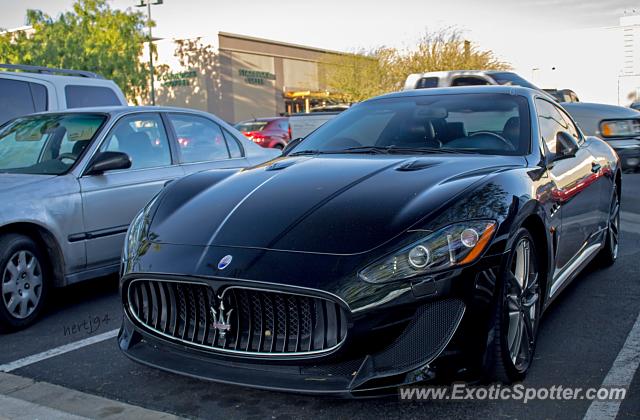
[230, 51, 277, 122]
[150, 33, 341, 122]
[282, 59, 319, 91]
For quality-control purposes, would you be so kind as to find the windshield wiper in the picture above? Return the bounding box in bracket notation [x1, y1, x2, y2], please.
[288, 150, 322, 156]
[289, 147, 391, 156]
[340, 146, 393, 154]
[385, 147, 479, 155]
[289, 146, 480, 156]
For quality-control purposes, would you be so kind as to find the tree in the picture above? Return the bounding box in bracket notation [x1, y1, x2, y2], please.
[322, 28, 511, 102]
[321, 47, 398, 103]
[0, 0, 150, 103]
[399, 29, 511, 76]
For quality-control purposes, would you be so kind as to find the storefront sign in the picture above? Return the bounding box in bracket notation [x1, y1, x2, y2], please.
[161, 70, 197, 87]
[239, 68, 276, 85]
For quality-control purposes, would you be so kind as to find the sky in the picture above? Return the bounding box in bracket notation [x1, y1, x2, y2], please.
[0, 0, 635, 103]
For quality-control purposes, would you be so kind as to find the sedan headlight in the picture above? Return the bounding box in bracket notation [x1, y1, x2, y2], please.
[359, 220, 497, 284]
[600, 119, 640, 138]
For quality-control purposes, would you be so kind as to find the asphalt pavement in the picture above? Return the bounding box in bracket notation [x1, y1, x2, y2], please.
[1, 174, 639, 420]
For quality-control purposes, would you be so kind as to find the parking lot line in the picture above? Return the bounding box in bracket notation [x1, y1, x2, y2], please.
[0, 329, 118, 373]
[582, 310, 640, 420]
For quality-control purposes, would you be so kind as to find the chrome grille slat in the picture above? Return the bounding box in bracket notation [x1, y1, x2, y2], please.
[127, 280, 348, 356]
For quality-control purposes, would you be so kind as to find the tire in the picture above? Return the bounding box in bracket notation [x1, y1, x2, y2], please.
[597, 187, 620, 267]
[484, 228, 541, 383]
[0, 234, 50, 332]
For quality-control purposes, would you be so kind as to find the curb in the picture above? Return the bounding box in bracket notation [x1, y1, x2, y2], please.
[0, 372, 183, 419]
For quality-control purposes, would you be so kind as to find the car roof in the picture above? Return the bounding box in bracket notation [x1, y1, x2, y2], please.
[28, 105, 217, 117]
[408, 70, 507, 78]
[561, 102, 640, 119]
[367, 85, 538, 102]
[0, 71, 115, 85]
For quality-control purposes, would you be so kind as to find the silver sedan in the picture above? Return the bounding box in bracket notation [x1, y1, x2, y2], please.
[0, 106, 279, 331]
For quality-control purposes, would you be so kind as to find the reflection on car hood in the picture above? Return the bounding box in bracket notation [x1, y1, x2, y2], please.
[0, 173, 57, 193]
[149, 155, 525, 254]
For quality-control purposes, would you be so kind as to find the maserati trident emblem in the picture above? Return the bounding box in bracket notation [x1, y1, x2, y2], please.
[210, 298, 233, 338]
[217, 255, 233, 270]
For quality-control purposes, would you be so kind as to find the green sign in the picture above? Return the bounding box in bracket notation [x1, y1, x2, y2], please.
[239, 68, 275, 85]
[161, 70, 197, 87]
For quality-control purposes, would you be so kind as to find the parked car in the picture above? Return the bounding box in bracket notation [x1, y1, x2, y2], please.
[0, 63, 127, 126]
[543, 88, 580, 103]
[234, 117, 291, 149]
[310, 104, 350, 113]
[403, 70, 541, 90]
[0, 106, 278, 331]
[288, 112, 341, 139]
[119, 86, 620, 395]
[562, 102, 640, 172]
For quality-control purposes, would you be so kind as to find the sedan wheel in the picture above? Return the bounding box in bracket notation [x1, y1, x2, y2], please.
[0, 234, 49, 331]
[485, 228, 541, 383]
[3, 250, 43, 319]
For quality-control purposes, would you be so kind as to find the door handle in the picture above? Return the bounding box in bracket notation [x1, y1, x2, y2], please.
[591, 162, 601, 173]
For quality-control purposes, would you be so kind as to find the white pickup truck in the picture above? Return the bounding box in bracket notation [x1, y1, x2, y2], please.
[288, 112, 341, 140]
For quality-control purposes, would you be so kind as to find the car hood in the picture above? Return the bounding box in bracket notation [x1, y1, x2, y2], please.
[0, 173, 57, 193]
[149, 154, 525, 254]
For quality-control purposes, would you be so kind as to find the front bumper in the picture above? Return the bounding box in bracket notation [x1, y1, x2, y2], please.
[119, 296, 465, 397]
[611, 144, 640, 170]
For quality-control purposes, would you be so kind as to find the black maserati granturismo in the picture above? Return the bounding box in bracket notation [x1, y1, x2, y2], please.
[118, 86, 620, 396]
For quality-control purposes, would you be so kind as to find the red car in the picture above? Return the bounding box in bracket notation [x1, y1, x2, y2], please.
[234, 117, 291, 149]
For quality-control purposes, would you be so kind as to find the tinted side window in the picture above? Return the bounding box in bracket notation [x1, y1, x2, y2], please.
[0, 79, 36, 125]
[101, 113, 171, 170]
[65, 85, 120, 108]
[451, 77, 491, 86]
[222, 128, 243, 158]
[557, 107, 581, 143]
[29, 83, 48, 112]
[416, 77, 438, 89]
[168, 114, 231, 163]
[536, 99, 572, 154]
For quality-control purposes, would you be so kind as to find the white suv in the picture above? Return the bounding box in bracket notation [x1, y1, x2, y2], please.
[0, 63, 127, 126]
[403, 70, 541, 90]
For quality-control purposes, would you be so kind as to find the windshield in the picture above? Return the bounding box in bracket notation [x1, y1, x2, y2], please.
[234, 121, 268, 132]
[0, 113, 106, 175]
[291, 93, 531, 156]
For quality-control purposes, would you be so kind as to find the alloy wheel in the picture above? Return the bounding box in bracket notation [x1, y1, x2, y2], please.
[2, 250, 43, 319]
[609, 191, 620, 260]
[505, 237, 540, 372]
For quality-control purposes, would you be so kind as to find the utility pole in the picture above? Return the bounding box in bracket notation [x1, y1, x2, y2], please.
[136, 0, 163, 105]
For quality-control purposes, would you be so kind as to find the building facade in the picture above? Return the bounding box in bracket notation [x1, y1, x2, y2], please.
[153, 32, 344, 123]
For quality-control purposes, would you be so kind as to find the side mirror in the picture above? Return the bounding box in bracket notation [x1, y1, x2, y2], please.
[86, 151, 131, 175]
[551, 131, 579, 161]
[282, 137, 303, 155]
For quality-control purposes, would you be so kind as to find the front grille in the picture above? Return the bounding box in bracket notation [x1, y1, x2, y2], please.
[127, 279, 348, 356]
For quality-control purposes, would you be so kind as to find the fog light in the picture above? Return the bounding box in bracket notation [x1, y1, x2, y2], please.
[460, 228, 479, 248]
[408, 245, 430, 269]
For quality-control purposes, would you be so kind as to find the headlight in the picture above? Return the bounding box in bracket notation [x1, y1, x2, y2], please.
[359, 220, 497, 284]
[122, 192, 162, 262]
[600, 119, 640, 138]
